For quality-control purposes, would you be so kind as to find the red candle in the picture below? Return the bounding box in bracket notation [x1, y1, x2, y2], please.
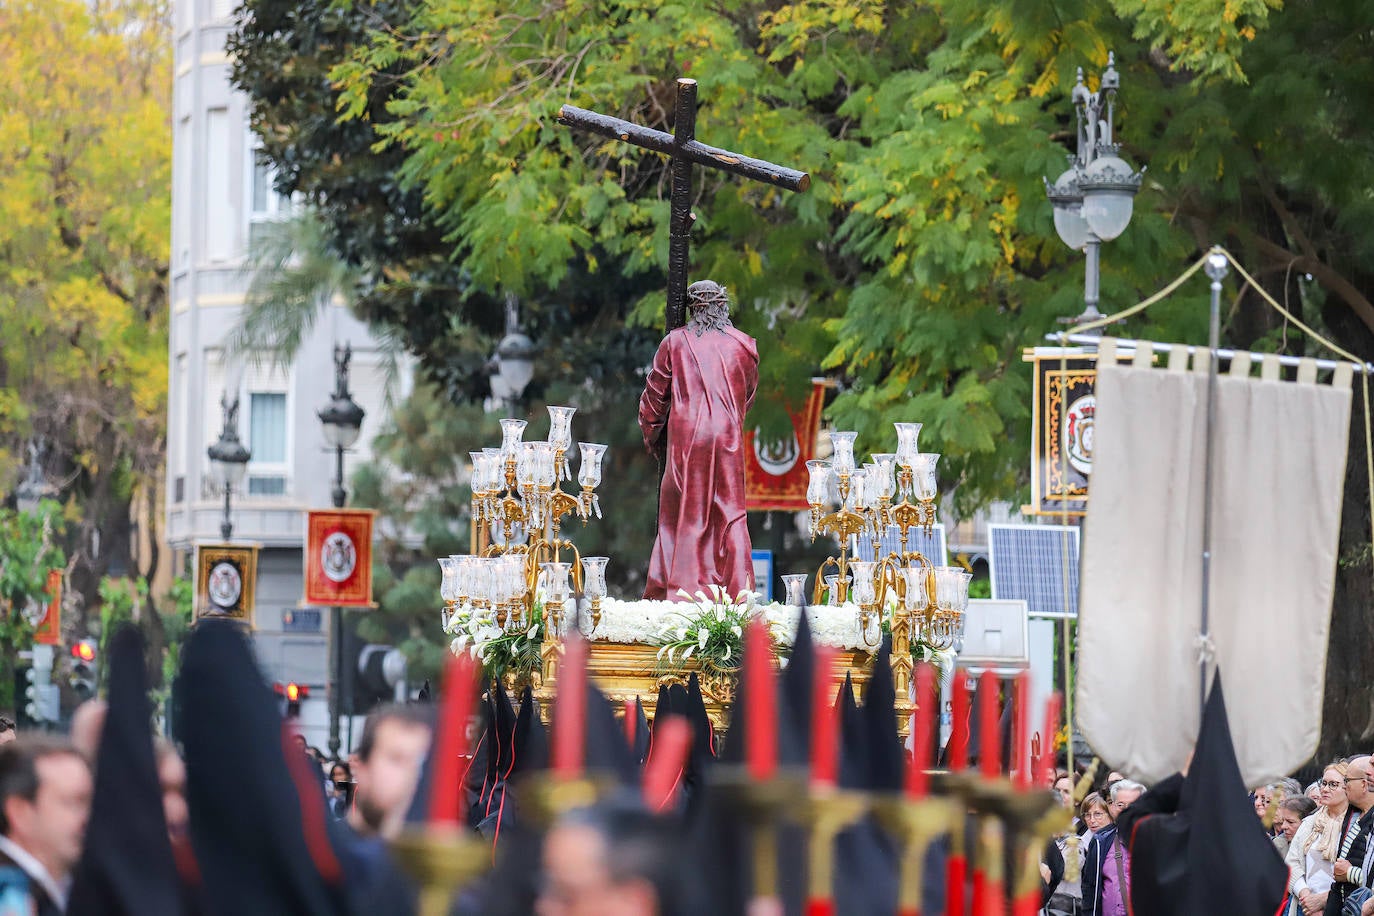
[745, 618, 776, 781]
[811, 646, 839, 789]
[1013, 671, 1031, 790]
[906, 663, 935, 798]
[642, 716, 691, 811]
[945, 854, 966, 916]
[625, 697, 638, 749]
[552, 632, 588, 779]
[978, 670, 999, 780]
[1041, 693, 1063, 788]
[429, 652, 480, 827]
[949, 672, 969, 771]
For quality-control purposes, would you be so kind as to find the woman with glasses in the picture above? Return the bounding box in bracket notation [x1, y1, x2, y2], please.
[1285, 762, 1351, 915]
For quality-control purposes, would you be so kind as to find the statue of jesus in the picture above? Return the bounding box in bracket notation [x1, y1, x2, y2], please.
[639, 280, 759, 600]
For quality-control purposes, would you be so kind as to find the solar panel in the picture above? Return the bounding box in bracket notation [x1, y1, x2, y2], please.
[853, 523, 948, 566]
[988, 524, 1080, 618]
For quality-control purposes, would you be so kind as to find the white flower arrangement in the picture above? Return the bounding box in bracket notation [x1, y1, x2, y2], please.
[444, 599, 543, 680]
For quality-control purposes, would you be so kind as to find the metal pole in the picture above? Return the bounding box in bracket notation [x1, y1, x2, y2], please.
[328, 444, 346, 759]
[1082, 235, 1102, 322]
[1199, 250, 1228, 717]
[221, 485, 233, 541]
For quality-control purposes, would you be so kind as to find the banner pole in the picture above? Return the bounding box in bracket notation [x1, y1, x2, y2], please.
[1199, 248, 1229, 718]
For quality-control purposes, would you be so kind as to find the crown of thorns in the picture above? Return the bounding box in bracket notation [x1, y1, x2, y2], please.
[685, 280, 730, 308]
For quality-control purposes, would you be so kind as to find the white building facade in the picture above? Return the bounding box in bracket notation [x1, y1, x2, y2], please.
[167, 0, 403, 751]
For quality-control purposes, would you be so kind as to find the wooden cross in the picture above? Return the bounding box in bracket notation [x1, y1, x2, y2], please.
[557, 78, 810, 332]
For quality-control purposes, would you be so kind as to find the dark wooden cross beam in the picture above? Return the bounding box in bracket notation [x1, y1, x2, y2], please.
[557, 78, 810, 332]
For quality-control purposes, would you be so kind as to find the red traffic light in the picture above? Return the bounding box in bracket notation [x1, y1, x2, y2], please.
[276, 682, 309, 702]
[71, 641, 96, 663]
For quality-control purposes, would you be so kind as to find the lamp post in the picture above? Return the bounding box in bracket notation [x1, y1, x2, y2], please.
[14, 441, 55, 515]
[1044, 52, 1145, 326]
[487, 295, 537, 413]
[318, 343, 365, 759]
[207, 393, 251, 541]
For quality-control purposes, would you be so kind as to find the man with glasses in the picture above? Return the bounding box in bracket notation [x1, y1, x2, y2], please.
[1327, 756, 1374, 915]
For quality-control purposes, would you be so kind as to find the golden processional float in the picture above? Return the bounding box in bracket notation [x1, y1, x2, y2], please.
[439, 406, 971, 734]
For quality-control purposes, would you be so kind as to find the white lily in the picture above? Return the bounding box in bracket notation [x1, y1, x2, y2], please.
[698, 629, 709, 649]
[722, 645, 731, 662]
[682, 645, 694, 659]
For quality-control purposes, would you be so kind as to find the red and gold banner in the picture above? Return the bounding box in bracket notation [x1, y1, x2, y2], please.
[304, 509, 376, 608]
[33, 570, 62, 645]
[744, 380, 827, 511]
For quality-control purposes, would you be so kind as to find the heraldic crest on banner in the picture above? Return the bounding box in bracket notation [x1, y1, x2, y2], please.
[194, 543, 259, 625]
[304, 509, 376, 608]
[1027, 349, 1099, 517]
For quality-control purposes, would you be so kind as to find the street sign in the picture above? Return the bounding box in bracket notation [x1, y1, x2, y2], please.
[282, 608, 322, 633]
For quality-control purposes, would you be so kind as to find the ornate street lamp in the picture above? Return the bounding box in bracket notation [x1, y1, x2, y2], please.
[317, 343, 365, 759]
[1044, 52, 1145, 325]
[318, 343, 366, 510]
[487, 295, 537, 411]
[207, 393, 251, 541]
[14, 441, 55, 515]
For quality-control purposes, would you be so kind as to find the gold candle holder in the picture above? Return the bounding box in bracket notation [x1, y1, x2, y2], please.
[711, 767, 807, 901]
[516, 774, 605, 829]
[390, 828, 492, 916]
[872, 794, 956, 915]
[800, 788, 870, 905]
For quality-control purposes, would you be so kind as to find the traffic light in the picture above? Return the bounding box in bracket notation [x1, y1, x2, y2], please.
[69, 639, 97, 700]
[20, 667, 58, 726]
[350, 644, 407, 715]
[274, 682, 310, 718]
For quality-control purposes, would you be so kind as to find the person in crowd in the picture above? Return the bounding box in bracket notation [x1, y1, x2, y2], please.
[1324, 755, 1374, 915]
[1309, 781, 1324, 803]
[1256, 784, 1274, 822]
[536, 796, 686, 916]
[1046, 775, 1089, 916]
[0, 737, 93, 915]
[1286, 761, 1351, 915]
[67, 701, 106, 761]
[328, 760, 353, 819]
[331, 704, 433, 914]
[1081, 779, 1144, 916]
[1081, 792, 1111, 838]
[1276, 796, 1320, 858]
[346, 705, 431, 841]
[0, 717, 14, 746]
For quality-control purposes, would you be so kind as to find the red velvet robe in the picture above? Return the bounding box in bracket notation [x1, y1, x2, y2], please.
[638, 324, 759, 600]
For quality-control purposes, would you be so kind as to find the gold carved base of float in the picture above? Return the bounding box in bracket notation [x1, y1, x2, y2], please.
[517, 639, 912, 736]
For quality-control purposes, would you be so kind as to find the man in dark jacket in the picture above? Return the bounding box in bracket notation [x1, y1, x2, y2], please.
[0, 737, 92, 915]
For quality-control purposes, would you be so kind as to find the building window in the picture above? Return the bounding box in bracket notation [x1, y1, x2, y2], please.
[246, 391, 289, 497]
[247, 146, 290, 248]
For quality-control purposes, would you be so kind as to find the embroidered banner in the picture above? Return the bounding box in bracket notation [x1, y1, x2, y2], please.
[1026, 348, 1097, 517]
[33, 570, 62, 645]
[195, 543, 259, 625]
[744, 379, 827, 511]
[304, 509, 376, 608]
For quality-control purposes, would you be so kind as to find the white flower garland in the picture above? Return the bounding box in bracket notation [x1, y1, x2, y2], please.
[447, 588, 961, 667]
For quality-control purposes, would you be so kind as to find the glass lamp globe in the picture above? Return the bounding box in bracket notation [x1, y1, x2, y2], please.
[1079, 149, 1143, 242]
[1045, 167, 1089, 252]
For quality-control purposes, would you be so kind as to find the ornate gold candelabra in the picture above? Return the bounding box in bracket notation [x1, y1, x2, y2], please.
[440, 408, 610, 669]
[805, 425, 971, 714]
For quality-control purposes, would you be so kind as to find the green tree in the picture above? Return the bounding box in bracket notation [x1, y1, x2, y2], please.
[237, 0, 1374, 756]
[0, 0, 171, 649]
[0, 502, 66, 711]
